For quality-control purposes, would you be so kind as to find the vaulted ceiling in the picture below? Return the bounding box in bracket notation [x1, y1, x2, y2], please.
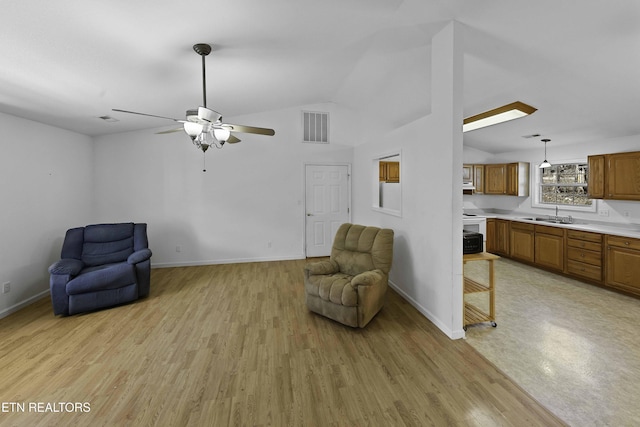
[2, 0, 639, 153]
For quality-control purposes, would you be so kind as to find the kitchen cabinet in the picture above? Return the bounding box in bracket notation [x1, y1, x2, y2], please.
[463, 164, 473, 182]
[473, 165, 484, 194]
[486, 218, 640, 297]
[483, 162, 529, 196]
[510, 222, 535, 263]
[534, 225, 565, 272]
[486, 219, 496, 252]
[486, 219, 509, 256]
[606, 152, 640, 200]
[606, 235, 640, 296]
[463, 252, 499, 330]
[507, 162, 529, 196]
[484, 164, 506, 195]
[587, 155, 605, 199]
[588, 151, 640, 201]
[379, 161, 400, 183]
[567, 230, 603, 283]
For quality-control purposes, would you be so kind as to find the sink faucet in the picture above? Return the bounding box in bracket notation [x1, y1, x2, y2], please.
[555, 206, 559, 220]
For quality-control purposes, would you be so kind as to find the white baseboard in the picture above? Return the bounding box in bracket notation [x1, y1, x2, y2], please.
[0, 289, 50, 320]
[151, 254, 306, 269]
[388, 279, 464, 340]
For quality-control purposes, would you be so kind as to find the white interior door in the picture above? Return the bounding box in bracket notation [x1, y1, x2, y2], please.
[305, 164, 350, 257]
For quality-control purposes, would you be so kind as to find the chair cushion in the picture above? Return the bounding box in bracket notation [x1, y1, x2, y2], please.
[66, 263, 136, 295]
[305, 273, 358, 307]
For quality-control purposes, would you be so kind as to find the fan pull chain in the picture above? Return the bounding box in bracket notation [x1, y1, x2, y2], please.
[202, 152, 207, 172]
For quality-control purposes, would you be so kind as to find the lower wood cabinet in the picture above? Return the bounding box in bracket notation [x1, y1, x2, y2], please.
[485, 219, 640, 298]
[566, 230, 603, 283]
[510, 222, 534, 263]
[534, 225, 565, 272]
[606, 235, 640, 296]
[487, 219, 510, 256]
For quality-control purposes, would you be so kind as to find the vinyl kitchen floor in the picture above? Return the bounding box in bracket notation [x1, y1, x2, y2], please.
[463, 257, 640, 426]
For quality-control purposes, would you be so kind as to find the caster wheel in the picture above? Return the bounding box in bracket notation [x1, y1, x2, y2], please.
[491, 322, 497, 328]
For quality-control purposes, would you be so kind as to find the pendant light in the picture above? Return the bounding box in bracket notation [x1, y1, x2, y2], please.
[539, 139, 551, 168]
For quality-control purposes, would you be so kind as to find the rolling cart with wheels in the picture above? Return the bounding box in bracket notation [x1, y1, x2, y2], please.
[463, 252, 499, 331]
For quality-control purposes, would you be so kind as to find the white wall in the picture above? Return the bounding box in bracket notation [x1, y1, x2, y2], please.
[352, 22, 465, 339]
[0, 112, 93, 317]
[463, 135, 640, 226]
[93, 103, 356, 266]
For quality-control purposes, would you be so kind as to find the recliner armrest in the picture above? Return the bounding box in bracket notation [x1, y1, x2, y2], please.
[48, 259, 84, 275]
[304, 259, 339, 277]
[127, 248, 152, 265]
[351, 269, 384, 288]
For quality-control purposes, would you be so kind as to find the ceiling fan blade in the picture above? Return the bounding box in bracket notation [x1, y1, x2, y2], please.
[156, 128, 183, 134]
[227, 135, 241, 144]
[221, 123, 275, 136]
[112, 109, 182, 122]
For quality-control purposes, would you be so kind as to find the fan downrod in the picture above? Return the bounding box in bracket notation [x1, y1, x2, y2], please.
[193, 43, 212, 56]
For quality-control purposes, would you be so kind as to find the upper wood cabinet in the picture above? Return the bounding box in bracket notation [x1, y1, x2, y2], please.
[588, 151, 640, 201]
[607, 152, 640, 200]
[587, 155, 605, 199]
[379, 161, 400, 183]
[473, 165, 484, 194]
[462, 164, 485, 194]
[484, 164, 506, 195]
[483, 162, 529, 196]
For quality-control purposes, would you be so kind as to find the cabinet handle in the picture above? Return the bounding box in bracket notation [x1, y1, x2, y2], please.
[625, 241, 630, 246]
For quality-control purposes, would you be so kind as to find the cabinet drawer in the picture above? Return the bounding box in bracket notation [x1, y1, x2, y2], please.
[535, 224, 565, 237]
[607, 235, 640, 251]
[511, 221, 534, 231]
[567, 238, 602, 253]
[567, 229, 602, 243]
[567, 247, 602, 266]
[567, 260, 602, 282]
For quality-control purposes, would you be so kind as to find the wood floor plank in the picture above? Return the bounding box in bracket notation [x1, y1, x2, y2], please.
[0, 260, 566, 426]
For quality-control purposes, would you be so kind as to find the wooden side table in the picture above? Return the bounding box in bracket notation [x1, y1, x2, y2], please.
[463, 252, 500, 330]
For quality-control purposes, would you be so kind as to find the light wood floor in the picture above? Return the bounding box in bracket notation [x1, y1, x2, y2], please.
[0, 260, 565, 426]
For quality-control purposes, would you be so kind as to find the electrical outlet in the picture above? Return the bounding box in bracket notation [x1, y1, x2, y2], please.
[267, 241, 272, 248]
[624, 211, 630, 217]
[175, 245, 182, 253]
[598, 209, 609, 217]
[2, 282, 10, 294]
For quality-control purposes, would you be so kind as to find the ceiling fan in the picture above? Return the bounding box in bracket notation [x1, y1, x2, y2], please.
[112, 43, 275, 171]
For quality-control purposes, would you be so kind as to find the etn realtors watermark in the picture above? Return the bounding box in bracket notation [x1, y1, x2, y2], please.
[2, 402, 91, 413]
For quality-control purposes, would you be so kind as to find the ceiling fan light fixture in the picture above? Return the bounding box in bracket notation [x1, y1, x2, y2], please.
[463, 101, 537, 132]
[213, 128, 231, 142]
[198, 106, 222, 123]
[183, 121, 203, 137]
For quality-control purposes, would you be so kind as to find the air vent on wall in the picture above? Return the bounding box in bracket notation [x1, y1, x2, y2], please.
[302, 111, 329, 143]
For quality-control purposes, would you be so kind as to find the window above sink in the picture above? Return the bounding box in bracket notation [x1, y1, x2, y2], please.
[532, 160, 597, 212]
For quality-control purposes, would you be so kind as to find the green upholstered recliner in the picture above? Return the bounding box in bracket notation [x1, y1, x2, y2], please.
[304, 223, 394, 328]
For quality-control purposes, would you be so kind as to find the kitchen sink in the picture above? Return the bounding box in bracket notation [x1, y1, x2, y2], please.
[518, 217, 571, 224]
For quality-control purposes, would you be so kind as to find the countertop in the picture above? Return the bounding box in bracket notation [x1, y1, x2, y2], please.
[464, 212, 640, 240]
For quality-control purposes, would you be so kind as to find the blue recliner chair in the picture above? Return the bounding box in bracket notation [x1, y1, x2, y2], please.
[48, 223, 152, 316]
